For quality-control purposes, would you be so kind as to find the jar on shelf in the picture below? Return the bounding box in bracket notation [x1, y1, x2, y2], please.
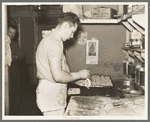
[128, 76, 135, 90]
[136, 67, 144, 85]
[139, 67, 145, 86]
[123, 80, 130, 90]
[123, 77, 135, 90]
[128, 5, 132, 13]
[140, 36, 145, 49]
[123, 60, 128, 75]
[135, 62, 142, 84]
[128, 62, 135, 77]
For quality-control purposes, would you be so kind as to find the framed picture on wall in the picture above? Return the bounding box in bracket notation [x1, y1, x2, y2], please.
[86, 40, 99, 64]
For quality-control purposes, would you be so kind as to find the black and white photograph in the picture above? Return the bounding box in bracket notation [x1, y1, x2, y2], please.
[2, 2, 148, 120]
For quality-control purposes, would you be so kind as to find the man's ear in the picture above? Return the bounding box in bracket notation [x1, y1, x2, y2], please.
[63, 22, 70, 29]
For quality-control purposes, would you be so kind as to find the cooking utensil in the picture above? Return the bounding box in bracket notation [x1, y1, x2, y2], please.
[85, 78, 91, 89]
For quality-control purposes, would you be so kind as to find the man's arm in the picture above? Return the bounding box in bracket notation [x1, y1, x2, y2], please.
[49, 58, 90, 83]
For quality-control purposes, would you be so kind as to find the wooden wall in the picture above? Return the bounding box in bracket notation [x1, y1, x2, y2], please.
[66, 24, 127, 79]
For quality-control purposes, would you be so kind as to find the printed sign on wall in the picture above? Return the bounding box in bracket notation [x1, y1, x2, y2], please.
[78, 31, 87, 45]
[86, 38, 99, 64]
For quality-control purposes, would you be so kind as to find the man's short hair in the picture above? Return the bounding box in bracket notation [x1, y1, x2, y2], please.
[8, 18, 17, 30]
[58, 12, 80, 27]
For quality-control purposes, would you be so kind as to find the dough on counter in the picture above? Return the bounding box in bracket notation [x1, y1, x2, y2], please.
[90, 75, 113, 87]
[134, 105, 145, 116]
[74, 75, 113, 88]
[105, 106, 139, 116]
[74, 80, 85, 86]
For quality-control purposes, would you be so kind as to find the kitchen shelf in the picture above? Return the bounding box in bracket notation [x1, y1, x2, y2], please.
[118, 5, 145, 23]
[128, 50, 135, 57]
[132, 14, 145, 29]
[141, 52, 145, 60]
[80, 5, 145, 26]
[135, 82, 145, 91]
[122, 47, 145, 63]
[122, 47, 145, 52]
[80, 19, 118, 24]
[134, 49, 145, 53]
[127, 18, 145, 35]
[134, 54, 145, 63]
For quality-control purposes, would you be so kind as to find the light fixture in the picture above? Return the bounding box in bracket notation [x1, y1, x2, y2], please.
[34, 5, 47, 13]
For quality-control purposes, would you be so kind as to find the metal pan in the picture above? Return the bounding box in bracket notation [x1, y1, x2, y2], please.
[117, 88, 143, 95]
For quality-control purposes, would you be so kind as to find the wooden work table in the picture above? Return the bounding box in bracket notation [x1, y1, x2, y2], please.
[65, 79, 145, 117]
[65, 95, 145, 116]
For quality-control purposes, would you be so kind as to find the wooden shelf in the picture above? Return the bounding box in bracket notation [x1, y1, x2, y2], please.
[122, 47, 145, 63]
[128, 50, 134, 57]
[134, 49, 145, 53]
[80, 5, 145, 28]
[118, 5, 145, 23]
[134, 54, 145, 63]
[134, 50, 145, 63]
[122, 47, 145, 52]
[141, 52, 145, 60]
[127, 18, 145, 35]
[135, 82, 145, 91]
[132, 14, 145, 29]
[80, 19, 118, 24]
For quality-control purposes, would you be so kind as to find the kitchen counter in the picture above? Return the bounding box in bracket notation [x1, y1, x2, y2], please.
[65, 79, 145, 117]
[65, 95, 145, 116]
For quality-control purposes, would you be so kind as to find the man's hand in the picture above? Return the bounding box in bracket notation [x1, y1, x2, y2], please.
[78, 70, 90, 79]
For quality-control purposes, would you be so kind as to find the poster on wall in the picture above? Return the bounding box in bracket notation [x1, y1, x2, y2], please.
[86, 39, 99, 64]
[78, 31, 87, 45]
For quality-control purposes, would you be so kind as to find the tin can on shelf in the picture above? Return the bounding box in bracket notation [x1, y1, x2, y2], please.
[128, 63, 132, 75]
[137, 67, 144, 85]
[140, 71, 145, 86]
[139, 68, 145, 86]
[123, 60, 128, 75]
[128, 62, 135, 78]
[136, 68, 140, 85]
[129, 78, 135, 90]
[123, 78, 135, 90]
[123, 81, 130, 90]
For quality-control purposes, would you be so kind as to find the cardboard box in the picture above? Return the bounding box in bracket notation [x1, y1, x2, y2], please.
[91, 7, 115, 19]
[83, 5, 117, 19]
[117, 5, 128, 15]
